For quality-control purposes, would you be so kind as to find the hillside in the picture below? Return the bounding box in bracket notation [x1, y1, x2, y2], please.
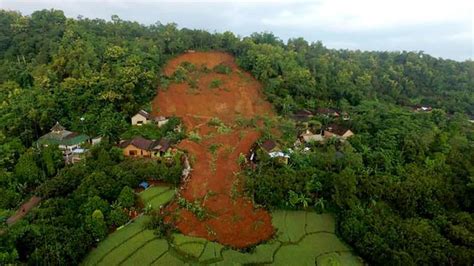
[153, 51, 274, 247]
[0, 10, 472, 265]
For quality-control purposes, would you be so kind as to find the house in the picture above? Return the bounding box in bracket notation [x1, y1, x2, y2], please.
[37, 122, 90, 164]
[131, 110, 152, 126]
[154, 116, 169, 127]
[323, 124, 354, 140]
[300, 129, 325, 143]
[292, 109, 314, 122]
[250, 140, 290, 164]
[38, 122, 90, 150]
[119, 137, 171, 158]
[413, 105, 433, 112]
[131, 110, 169, 127]
[315, 108, 340, 117]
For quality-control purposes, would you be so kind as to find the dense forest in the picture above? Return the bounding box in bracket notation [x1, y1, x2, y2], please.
[0, 9, 473, 265]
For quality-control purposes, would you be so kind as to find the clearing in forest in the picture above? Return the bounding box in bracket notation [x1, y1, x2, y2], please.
[152, 51, 275, 248]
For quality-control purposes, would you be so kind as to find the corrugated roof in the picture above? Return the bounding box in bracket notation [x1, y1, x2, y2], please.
[137, 110, 151, 119]
[39, 124, 89, 146]
[325, 124, 350, 136]
[120, 137, 171, 152]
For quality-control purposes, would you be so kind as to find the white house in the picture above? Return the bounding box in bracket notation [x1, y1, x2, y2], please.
[131, 110, 152, 126]
[132, 110, 169, 127]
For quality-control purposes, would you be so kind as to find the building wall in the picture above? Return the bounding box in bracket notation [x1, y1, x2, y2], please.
[342, 130, 354, 139]
[122, 144, 151, 157]
[157, 119, 169, 127]
[131, 114, 149, 126]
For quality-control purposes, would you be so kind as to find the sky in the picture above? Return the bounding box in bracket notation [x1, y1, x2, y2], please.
[2, 0, 473, 61]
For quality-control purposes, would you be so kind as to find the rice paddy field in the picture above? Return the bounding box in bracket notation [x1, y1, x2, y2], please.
[82, 206, 363, 265]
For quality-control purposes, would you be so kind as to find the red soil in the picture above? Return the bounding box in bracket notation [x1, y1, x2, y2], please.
[152, 51, 275, 248]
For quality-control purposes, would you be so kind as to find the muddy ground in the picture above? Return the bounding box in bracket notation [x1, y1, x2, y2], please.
[152, 51, 275, 248]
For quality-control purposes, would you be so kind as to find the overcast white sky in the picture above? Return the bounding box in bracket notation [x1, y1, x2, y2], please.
[1, 0, 473, 61]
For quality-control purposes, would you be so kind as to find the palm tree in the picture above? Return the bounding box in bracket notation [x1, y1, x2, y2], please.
[314, 197, 325, 213]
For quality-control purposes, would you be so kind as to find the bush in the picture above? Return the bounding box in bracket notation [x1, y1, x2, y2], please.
[146, 210, 172, 237]
[209, 79, 222, 89]
[213, 63, 232, 74]
[107, 208, 129, 227]
[188, 131, 201, 142]
[117, 186, 135, 208]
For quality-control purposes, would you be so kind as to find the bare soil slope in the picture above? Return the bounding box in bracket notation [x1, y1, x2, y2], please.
[152, 51, 275, 248]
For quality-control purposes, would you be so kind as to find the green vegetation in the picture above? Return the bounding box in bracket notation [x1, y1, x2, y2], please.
[209, 78, 223, 89]
[121, 117, 185, 143]
[188, 131, 202, 142]
[0, 9, 472, 265]
[83, 210, 360, 265]
[213, 63, 232, 74]
[245, 102, 474, 264]
[139, 186, 176, 210]
[176, 196, 207, 220]
[208, 117, 232, 134]
[82, 215, 151, 265]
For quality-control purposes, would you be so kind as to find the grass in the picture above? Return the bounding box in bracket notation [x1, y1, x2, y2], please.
[317, 252, 364, 266]
[199, 241, 223, 262]
[176, 242, 205, 258]
[147, 189, 175, 210]
[139, 186, 170, 204]
[82, 216, 150, 265]
[138, 185, 175, 210]
[188, 131, 202, 142]
[99, 230, 156, 265]
[83, 211, 363, 265]
[220, 240, 280, 264]
[120, 239, 169, 266]
[150, 252, 183, 265]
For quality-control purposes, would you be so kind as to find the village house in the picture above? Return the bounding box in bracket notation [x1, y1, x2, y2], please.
[250, 140, 290, 165]
[413, 105, 433, 112]
[131, 110, 152, 125]
[292, 109, 314, 122]
[37, 122, 90, 164]
[298, 129, 325, 143]
[315, 108, 341, 118]
[323, 124, 354, 140]
[131, 110, 169, 127]
[296, 125, 355, 147]
[119, 137, 171, 158]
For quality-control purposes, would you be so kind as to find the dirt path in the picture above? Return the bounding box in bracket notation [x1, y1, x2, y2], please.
[152, 51, 275, 248]
[6, 196, 41, 225]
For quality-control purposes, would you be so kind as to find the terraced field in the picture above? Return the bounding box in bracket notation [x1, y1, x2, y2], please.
[140, 186, 176, 210]
[83, 210, 363, 265]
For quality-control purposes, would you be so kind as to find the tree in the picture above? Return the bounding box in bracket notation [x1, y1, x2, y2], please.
[86, 209, 108, 241]
[14, 149, 41, 186]
[117, 186, 135, 208]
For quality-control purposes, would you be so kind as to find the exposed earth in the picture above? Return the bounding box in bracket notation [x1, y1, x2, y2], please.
[152, 51, 275, 248]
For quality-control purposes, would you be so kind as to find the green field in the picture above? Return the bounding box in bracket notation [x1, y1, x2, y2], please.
[82, 186, 176, 265]
[83, 209, 363, 265]
[139, 186, 175, 210]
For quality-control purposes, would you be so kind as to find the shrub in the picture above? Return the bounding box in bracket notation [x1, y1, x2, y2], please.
[107, 207, 129, 227]
[172, 66, 188, 83]
[146, 210, 172, 237]
[189, 131, 201, 142]
[213, 63, 232, 74]
[208, 117, 223, 126]
[117, 186, 135, 208]
[209, 79, 222, 89]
